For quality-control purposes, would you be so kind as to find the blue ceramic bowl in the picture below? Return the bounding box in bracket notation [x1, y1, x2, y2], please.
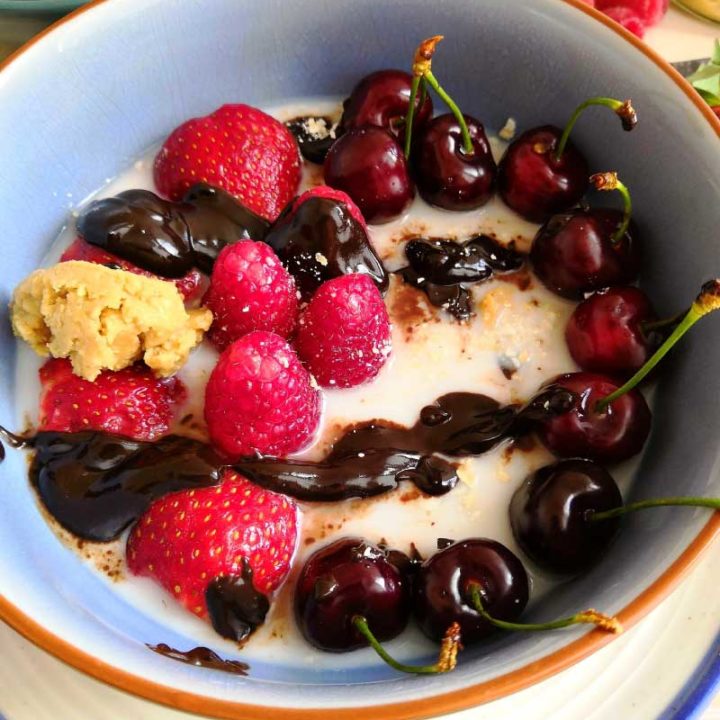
[0, 1, 718, 717]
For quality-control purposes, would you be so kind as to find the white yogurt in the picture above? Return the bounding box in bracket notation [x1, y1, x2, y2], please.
[13, 100, 640, 665]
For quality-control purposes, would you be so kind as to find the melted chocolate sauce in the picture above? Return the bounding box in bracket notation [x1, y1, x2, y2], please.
[149, 643, 249, 675]
[399, 235, 525, 320]
[76, 183, 269, 277]
[29, 432, 223, 541]
[14, 388, 574, 541]
[264, 196, 388, 299]
[285, 115, 340, 164]
[235, 387, 575, 502]
[205, 560, 269, 642]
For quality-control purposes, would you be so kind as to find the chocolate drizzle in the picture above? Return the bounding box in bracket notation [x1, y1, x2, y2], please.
[235, 387, 575, 502]
[205, 560, 270, 642]
[149, 643, 249, 675]
[10, 387, 575, 541]
[285, 115, 340, 164]
[76, 183, 270, 277]
[29, 432, 223, 541]
[399, 235, 525, 320]
[265, 196, 388, 299]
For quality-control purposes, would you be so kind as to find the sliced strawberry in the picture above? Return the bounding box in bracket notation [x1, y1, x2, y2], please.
[60, 238, 204, 302]
[39, 358, 185, 441]
[127, 471, 298, 620]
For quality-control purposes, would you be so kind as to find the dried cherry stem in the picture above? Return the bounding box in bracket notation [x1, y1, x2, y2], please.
[352, 615, 461, 674]
[590, 172, 632, 244]
[597, 280, 720, 412]
[404, 35, 473, 159]
[590, 497, 720, 522]
[468, 583, 622, 634]
[555, 97, 637, 160]
[0, 424, 31, 449]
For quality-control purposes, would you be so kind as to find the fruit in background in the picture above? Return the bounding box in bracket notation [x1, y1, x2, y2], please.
[498, 98, 637, 222]
[39, 358, 185, 442]
[595, 0, 669, 37]
[530, 171, 640, 299]
[154, 104, 301, 221]
[203, 241, 298, 352]
[566, 286, 659, 375]
[295, 273, 392, 388]
[61, 238, 203, 302]
[536, 372, 651, 464]
[323, 126, 414, 224]
[204, 331, 321, 458]
[264, 186, 388, 299]
[295, 537, 410, 652]
[510, 458, 720, 574]
[413, 538, 530, 643]
[340, 69, 434, 135]
[127, 470, 298, 640]
[600, 6, 646, 37]
[295, 537, 460, 674]
[402, 36, 497, 211]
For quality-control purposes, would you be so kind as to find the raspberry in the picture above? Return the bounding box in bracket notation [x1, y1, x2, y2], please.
[204, 331, 321, 457]
[600, 6, 647, 36]
[596, 0, 667, 27]
[295, 274, 391, 388]
[203, 242, 298, 352]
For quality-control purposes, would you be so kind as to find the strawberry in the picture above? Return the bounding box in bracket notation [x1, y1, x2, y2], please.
[204, 331, 321, 458]
[127, 470, 298, 622]
[292, 185, 368, 230]
[153, 104, 301, 221]
[295, 273, 392, 388]
[203, 241, 298, 352]
[599, 5, 647, 36]
[60, 238, 203, 302]
[39, 358, 185, 441]
[596, 0, 667, 27]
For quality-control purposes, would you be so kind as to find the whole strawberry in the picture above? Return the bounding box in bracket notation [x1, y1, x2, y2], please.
[203, 241, 298, 352]
[295, 273, 391, 388]
[127, 470, 298, 639]
[39, 358, 185, 441]
[154, 104, 301, 221]
[205, 331, 321, 458]
[61, 238, 203, 302]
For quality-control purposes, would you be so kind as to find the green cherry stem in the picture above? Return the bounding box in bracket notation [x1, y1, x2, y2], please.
[352, 616, 462, 674]
[555, 96, 637, 161]
[590, 172, 632, 244]
[597, 280, 720, 412]
[590, 497, 720, 522]
[468, 583, 622, 634]
[403, 35, 474, 159]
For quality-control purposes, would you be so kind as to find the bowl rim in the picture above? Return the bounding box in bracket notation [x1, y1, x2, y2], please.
[1, 1, 719, 718]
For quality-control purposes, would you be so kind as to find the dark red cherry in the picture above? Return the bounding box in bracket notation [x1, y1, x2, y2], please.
[536, 372, 651, 464]
[413, 538, 529, 644]
[509, 459, 622, 574]
[497, 126, 588, 222]
[566, 287, 658, 376]
[413, 113, 497, 211]
[341, 69, 433, 135]
[324, 126, 414, 224]
[294, 537, 410, 652]
[530, 208, 640, 299]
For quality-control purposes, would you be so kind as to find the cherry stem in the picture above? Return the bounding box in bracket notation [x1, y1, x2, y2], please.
[353, 615, 461, 674]
[555, 97, 637, 161]
[589, 172, 632, 244]
[468, 583, 622, 635]
[596, 280, 720, 412]
[404, 35, 474, 159]
[590, 497, 720, 522]
[640, 310, 687, 334]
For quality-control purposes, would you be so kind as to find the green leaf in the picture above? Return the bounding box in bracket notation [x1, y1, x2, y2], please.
[686, 41, 720, 108]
